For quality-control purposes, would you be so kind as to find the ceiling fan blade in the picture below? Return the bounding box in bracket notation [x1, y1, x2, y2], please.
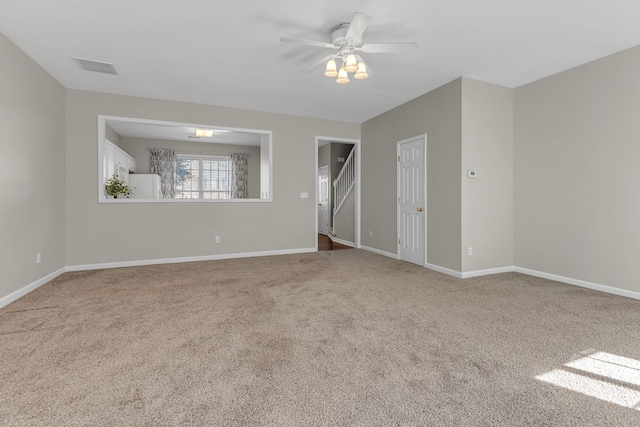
[345, 12, 372, 42]
[359, 42, 417, 53]
[280, 37, 335, 49]
[300, 54, 334, 74]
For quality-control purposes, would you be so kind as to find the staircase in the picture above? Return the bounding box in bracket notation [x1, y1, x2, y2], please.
[333, 146, 355, 232]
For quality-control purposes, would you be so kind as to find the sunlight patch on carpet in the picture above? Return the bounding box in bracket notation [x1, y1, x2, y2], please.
[537, 351, 640, 410]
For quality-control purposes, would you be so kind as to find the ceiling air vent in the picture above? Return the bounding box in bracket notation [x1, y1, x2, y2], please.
[72, 56, 118, 75]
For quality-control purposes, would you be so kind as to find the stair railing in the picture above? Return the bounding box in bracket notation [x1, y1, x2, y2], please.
[333, 147, 355, 219]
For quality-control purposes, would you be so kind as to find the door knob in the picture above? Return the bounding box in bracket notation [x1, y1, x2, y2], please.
[417, 207, 423, 212]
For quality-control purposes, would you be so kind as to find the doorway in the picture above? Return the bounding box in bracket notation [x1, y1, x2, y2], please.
[397, 135, 426, 265]
[315, 136, 361, 251]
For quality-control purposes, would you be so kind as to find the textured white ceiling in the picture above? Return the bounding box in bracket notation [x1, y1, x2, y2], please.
[106, 119, 262, 146]
[2, 0, 640, 123]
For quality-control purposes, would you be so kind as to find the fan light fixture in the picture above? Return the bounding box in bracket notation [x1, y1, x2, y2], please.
[324, 59, 338, 77]
[326, 56, 369, 84]
[336, 65, 350, 84]
[195, 129, 214, 138]
[354, 62, 369, 80]
[344, 54, 358, 72]
[281, 12, 418, 85]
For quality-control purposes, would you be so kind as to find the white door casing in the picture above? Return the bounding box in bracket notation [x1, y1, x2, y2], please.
[397, 135, 426, 265]
[318, 165, 330, 235]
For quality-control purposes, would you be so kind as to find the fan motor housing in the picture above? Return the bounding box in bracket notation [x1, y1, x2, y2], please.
[331, 23, 362, 47]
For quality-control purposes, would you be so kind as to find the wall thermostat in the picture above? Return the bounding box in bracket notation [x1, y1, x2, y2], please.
[467, 170, 477, 178]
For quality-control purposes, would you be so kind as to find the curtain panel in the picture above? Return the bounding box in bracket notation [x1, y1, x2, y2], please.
[229, 153, 248, 199]
[149, 148, 177, 199]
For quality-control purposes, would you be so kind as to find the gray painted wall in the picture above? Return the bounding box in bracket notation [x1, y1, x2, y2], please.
[361, 79, 462, 270]
[64, 90, 360, 266]
[0, 32, 66, 299]
[461, 78, 514, 272]
[361, 77, 513, 273]
[120, 137, 261, 199]
[514, 45, 640, 293]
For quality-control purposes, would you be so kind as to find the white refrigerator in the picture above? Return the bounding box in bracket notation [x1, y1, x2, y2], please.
[129, 174, 162, 199]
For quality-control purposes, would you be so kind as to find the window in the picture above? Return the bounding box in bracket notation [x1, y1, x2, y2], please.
[175, 155, 231, 199]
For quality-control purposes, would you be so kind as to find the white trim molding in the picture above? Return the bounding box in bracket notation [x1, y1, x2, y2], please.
[360, 245, 398, 260]
[0, 267, 66, 309]
[66, 247, 317, 272]
[327, 234, 355, 248]
[425, 263, 463, 278]
[461, 266, 515, 279]
[2, 248, 319, 308]
[5, 256, 640, 310]
[514, 267, 640, 301]
[426, 264, 515, 279]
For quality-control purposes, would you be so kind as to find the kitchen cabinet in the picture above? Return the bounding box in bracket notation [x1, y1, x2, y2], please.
[104, 139, 136, 185]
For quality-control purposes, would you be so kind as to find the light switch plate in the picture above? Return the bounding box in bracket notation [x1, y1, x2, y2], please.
[300, 192, 309, 199]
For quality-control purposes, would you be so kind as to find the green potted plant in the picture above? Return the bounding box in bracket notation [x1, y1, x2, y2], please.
[105, 174, 133, 198]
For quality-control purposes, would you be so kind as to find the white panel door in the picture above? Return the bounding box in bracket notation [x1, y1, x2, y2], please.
[318, 166, 330, 235]
[398, 136, 426, 265]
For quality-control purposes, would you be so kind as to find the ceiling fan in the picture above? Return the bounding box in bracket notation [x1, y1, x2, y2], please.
[280, 12, 417, 84]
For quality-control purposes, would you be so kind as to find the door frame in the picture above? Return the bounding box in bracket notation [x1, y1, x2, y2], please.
[317, 165, 330, 235]
[315, 136, 361, 251]
[397, 134, 427, 265]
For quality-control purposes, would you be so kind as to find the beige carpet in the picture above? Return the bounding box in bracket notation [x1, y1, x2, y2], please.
[1, 250, 640, 426]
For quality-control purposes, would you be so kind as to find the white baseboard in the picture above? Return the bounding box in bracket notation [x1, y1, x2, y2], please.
[2, 248, 315, 308]
[0, 267, 66, 309]
[360, 245, 398, 260]
[461, 266, 515, 279]
[426, 264, 515, 279]
[513, 266, 640, 301]
[425, 263, 463, 278]
[5, 254, 640, 309]
[65, 247, 317, 272]
[409, 263, 640, 301]
[327, 234, 355, 248]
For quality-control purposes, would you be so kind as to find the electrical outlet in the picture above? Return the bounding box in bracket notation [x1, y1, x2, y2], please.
[215, 236, 221, 244]
[36, 253, 42, 264]
[369, 231, 373, 237]
[467, 247, 473, 256]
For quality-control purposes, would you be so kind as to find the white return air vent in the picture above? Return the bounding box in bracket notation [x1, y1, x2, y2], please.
[72, 56, 118, 75]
